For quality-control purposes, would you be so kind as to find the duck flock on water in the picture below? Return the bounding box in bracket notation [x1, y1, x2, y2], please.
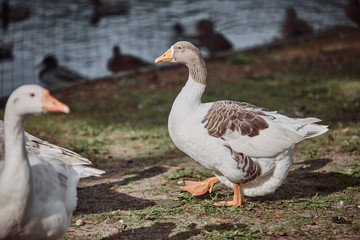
[2, 0, 358, 90]
[4, 0, 360, 238]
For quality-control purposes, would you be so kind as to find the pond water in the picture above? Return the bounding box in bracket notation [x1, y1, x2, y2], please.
[0, 0, 354, 97]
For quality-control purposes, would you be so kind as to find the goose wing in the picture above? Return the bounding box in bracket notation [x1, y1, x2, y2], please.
[202, 100, 327, 158]
[0, 120, 105, 177]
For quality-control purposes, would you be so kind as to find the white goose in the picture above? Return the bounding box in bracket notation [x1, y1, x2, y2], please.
[0, 85, 104, 239]
[155, 41, 328, 206]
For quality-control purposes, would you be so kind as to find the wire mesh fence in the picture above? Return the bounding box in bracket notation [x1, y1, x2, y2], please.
[0, 0, 356, 97]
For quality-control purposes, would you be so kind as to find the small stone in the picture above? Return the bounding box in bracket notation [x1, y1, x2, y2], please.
[75, 219, 85, 226]
[337, 200, 344, 209]
[117, 219, 127, 230]
[177, 179, 184, 185]
[302, 212, 314, 218]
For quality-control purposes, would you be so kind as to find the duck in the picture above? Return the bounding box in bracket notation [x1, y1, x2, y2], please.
[171, 23, 200, 46]
[346, 0, 360, 28]
[107, 45, 150, 73]
[0, 41, 12, 60]
[91, 0, 129, 16]
[1, 0, 9, 33]
[38, 55, 89, 90]
[281, 7, 313, 39]
[0, 0, 31, 23]
[90, 0, 129, 25]
[0, 85, 105, 239]
[155, 41, 328, 206]
[196, 19, 232, 58]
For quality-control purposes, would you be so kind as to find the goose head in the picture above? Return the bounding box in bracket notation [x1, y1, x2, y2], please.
[155, 41, 202, 65]
[6, 85, 70, 118]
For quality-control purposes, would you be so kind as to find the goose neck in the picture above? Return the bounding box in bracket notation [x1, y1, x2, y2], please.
[176, 75, 206, 107]
[185, 56, 207, 85]
[4, 111, 27, 162]
[1, 107, 32, 205]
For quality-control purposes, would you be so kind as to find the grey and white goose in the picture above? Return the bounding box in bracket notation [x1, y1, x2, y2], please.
[155, 41, 328, 206]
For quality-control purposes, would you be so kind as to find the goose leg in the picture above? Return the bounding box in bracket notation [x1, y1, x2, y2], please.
[213, 182, 243, 206]
[181, 176, 220, 196]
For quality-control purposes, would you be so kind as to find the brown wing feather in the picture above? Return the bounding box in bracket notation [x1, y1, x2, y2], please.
[202, 100, 271, 138]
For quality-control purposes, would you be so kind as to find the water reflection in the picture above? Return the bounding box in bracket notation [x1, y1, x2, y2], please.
[0, 0, 355, 96]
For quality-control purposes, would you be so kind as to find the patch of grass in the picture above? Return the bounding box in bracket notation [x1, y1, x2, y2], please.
[152, 185, 172, 195]
[177, 192, 196, 202]
[69, 138, 109, 155]
[135, 205, 185, 221]
[348, 159, 360, 169]
[196, 195, 223, 214]
[340, 137, 360, 155]
[297, 193, 333, 210]
[166, 168, 212, 180]
[85, 213, 104, 223]
[202, 223, 260, 240]
[226, 52, 253, 64]
[90, 232, 102, 239]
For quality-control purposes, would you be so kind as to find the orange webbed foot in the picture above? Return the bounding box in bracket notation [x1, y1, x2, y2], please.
[213, 200, 243, 207]
[181, 177, 219, 196]
[213, 182, 244, 207]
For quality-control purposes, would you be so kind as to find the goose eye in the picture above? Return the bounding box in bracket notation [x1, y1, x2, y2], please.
[30, 93, 35, 97]
[178, 46, 182, 49]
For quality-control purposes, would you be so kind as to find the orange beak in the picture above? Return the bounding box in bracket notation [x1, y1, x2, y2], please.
[155, 47, 173, 63]
[41, 89, 70, 113]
